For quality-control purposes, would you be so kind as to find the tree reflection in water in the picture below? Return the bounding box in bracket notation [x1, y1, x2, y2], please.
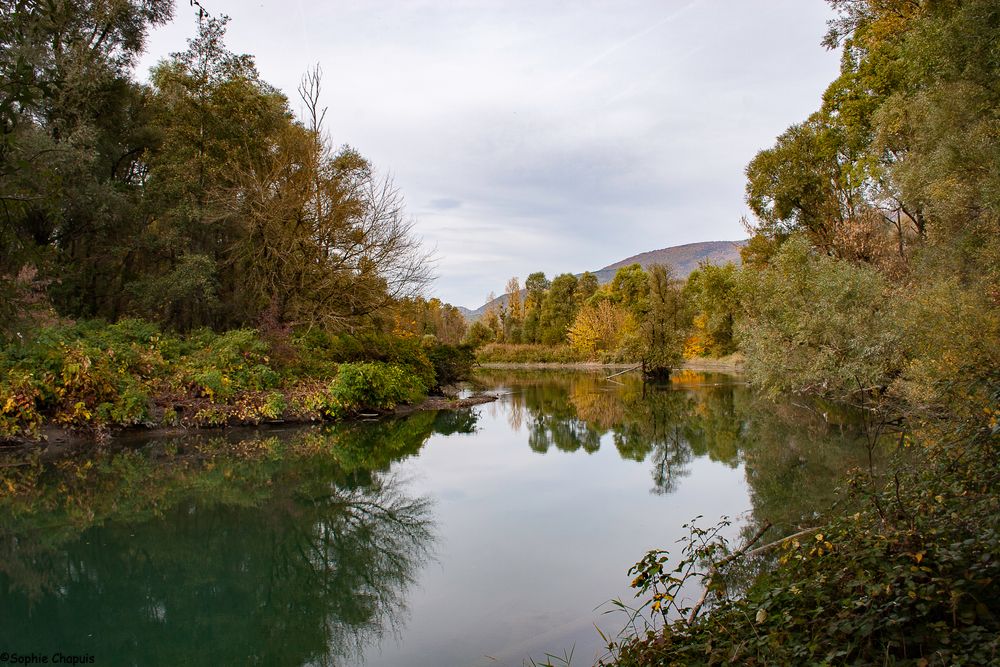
[484, 370, 738, 495]
[477, 369, 872, 529]
[0, 374, 876, 665]
[0, 409, 479, 666]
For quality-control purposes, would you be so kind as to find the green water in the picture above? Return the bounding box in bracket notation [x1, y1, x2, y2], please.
[0, 370, 871, 666]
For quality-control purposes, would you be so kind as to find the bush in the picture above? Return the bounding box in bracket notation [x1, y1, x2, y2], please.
[179, 328, 280, 397]
[329, 362, 426, 412]
[605, 432, 1000, 666]
[0, 320, 444, 436]
[0, 320, 287, 432]
[735, 235, 904, 399]
[0, 371, 43, 439]
[291, 330, 435, 388]
[0, 320, 171, 430]
[462, 320, 495, 348]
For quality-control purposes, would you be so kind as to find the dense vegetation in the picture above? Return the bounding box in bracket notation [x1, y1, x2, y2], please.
[0, 318, 474, 439]
[595, 1, 1000, 664]
[1, 3, 432, 333]
[468, 264, 692, 375]
[0, 2, 472, 440]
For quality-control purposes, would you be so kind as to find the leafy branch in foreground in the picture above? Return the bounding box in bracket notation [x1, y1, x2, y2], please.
[600, 428, 1000, 666]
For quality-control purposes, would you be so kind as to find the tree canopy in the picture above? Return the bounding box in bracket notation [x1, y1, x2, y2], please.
[0, 5, 433, 339]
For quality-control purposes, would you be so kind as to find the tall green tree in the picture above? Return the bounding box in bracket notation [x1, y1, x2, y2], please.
[0, 0, 173, 331]
[607, 264, 648, 312]
[538, 273, 578, 345]
[683, 262, 738, 356]
[735, 235, 904, 400]
[638, 264, 687, 378]
[503, 276, 523, 343]
[576, 271, 599, 304]
[522, 271, 549, 343]
[136, 14, 292, 329]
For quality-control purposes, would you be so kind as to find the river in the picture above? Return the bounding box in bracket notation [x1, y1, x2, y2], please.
[0, 370, 870, 666]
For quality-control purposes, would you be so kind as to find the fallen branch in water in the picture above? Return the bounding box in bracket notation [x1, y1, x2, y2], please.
[743, 526, 821, 560]
[686, 524, 823, 624]
[687, 520, 773, 624]
[606, 365, 641, 380]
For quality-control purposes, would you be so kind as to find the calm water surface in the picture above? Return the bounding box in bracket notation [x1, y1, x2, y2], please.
[0, 370, 870, 666]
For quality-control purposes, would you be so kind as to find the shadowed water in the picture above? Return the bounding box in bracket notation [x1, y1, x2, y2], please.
[0, 370, 870, 666]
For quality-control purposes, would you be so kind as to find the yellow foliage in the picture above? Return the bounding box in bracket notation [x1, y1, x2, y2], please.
[684, 335, 707, 358]
[683, 313, 710, 358]
[567, 301, 636, 357]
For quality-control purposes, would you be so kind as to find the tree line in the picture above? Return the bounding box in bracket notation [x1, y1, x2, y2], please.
[0, 2, 472, 438]
[467, 264, 693, 376]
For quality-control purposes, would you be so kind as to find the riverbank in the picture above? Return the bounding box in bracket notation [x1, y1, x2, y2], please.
[0, 390, 499, 456]
[605, 423, 1000, 666]
[0, 319, 479, 448]
[477, 354, 744, 373]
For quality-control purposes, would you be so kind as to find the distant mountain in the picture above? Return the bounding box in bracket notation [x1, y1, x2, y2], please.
[592, 240, 745, 283]
[463, 240, 744, 320]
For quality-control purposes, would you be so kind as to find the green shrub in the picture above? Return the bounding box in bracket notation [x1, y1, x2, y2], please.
[735, 236, 904, 400]
[0, 371, 43, 439]
[192, 369, 232, 401]
[285, 328, 349, 378]
[329, 362, 426, 412]
[179, 328, 279, 395]
[0, 320, 283, 432]
[604, 432, 1000, 666]
[99, 386, 150, 426]
[0, 320, 444, 436]
[462, 320, 495, 348]
[261, 391, 286, 420]
[350, 333, 436, 390]
[291, 330, 435, 388]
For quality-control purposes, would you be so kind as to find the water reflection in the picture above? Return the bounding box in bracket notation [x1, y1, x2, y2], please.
[477, 369, 871, 529]
[0, 410, 478, 666]
[0, 372, 876, 666]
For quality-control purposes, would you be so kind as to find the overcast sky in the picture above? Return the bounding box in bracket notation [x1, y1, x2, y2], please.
[137, 0, 841, 309]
